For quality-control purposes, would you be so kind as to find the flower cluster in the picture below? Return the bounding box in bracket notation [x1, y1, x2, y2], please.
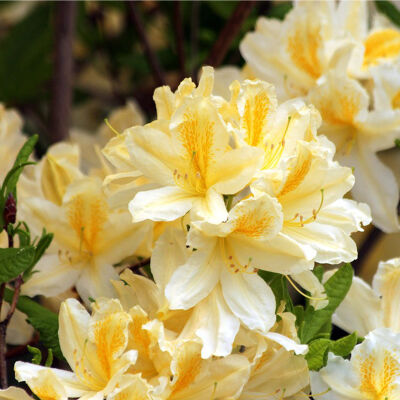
[241, 0, 400, 232]
[1, 1, 400, 399]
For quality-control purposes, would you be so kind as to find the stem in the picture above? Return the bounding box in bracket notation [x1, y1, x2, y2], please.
[204, 0, 256, 68]
[126, 1, 166, 87]
[49, 1, 76, 144]
[173, 2, 186, 81]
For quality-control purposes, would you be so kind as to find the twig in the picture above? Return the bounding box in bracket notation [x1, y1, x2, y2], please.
[48, 1, 76, 144]
[173, 2, 186, 81]
[126, 1, 166, 87]
[352, 226, 383, 273]
[204, 1, 256, 68]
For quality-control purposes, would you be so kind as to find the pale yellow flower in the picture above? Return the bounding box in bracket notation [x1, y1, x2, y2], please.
[331, 257, 400, 336]
[310, 328, 400, 400]
[240, 1, 364, 100]
[127, 66, 264, 224]
[240, 0, 400, 232]
[308, 70, 400, 232]
[160, 79, 369, 344]
[15, 298, 138, 400]
[239, 310, 309, 400]
[19, 142, 152, 305]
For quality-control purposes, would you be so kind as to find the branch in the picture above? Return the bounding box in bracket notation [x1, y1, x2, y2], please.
[204, 1, 256, 68]
[173, 2, 186, 81]
[48, 1, 76, 144]
[126, 1, 166, 87]
[352, 226, 383, 273]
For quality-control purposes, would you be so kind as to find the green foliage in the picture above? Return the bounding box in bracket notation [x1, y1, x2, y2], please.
[0, 247, 35, 284]
[258, 271, 293, 313]
[45, 349, 54, 367]
[0, 4, 53, 103]
[305, 338, 331, 371]
[375, 0, 400, 27]
[0, 134, 38, 231]
[306, 332, 358, 371]
[299, 264, 354, 344]
[4, 288, 63, 360]
[267, 2, 293, 20]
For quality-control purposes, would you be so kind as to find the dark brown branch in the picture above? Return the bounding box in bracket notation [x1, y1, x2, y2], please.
[352, 226, 383, 273]
[126, 1, 166, 87]
[49, 1, 76, 144]
[204, 1, 256, 68]
[173, 2, 186, 81]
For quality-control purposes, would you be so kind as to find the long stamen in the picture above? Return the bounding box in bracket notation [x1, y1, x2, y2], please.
[104, 118, 121, 136]
[285, 189, 324, 227]
[285, 274, 326, 301]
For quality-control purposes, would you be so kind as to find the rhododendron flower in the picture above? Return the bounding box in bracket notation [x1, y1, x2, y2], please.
[19, 143, 152, 305]
[331, 257, 400, 337]
[127, 66, 263, 223]
[15, 298, 138, 400]
[240, 0, 400, 232]
[310, 328, 400, 400]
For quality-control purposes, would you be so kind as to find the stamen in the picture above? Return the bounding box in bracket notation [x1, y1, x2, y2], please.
[285, 189, 324, 227]
[104, 118, 121, 136]
[285, 275, 326, 301]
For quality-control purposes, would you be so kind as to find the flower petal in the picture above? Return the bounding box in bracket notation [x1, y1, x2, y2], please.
[220, 268, 276, 332]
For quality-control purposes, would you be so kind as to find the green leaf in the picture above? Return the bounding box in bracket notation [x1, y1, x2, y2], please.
[395, 138, 400, 148]
[313, 265, 324, 282]
[0, 247, 35, 284]
[331, 332, 358, 357]
[27, 345, 42, 365]
[3, 288, 63, 360]
[305, 338, 331, 371]
[300, 264, 353, 344]
[293, 305, 304, 329]
[375, 0, 400, 27]
[24, 230, 53, 280]
[258, 271, 293, 312]
[267, 2, 293, 20]
[0, 135, 38, 230]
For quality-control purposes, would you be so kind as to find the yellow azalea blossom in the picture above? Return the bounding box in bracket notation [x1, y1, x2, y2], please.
[222, 78, 370, 265]
[240, 0, 400, 233]
[310, 328, 400, 400]
[160, 79, 369, 341]
[20, 146, 152, 304]
[331, 257, 400, 337]
[15, 298, 138, 400]
[308, 70, 400, 232]
[240, 1, 364, 100]
[239, 309, 309, 400]
[127, 66, 264, 224]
